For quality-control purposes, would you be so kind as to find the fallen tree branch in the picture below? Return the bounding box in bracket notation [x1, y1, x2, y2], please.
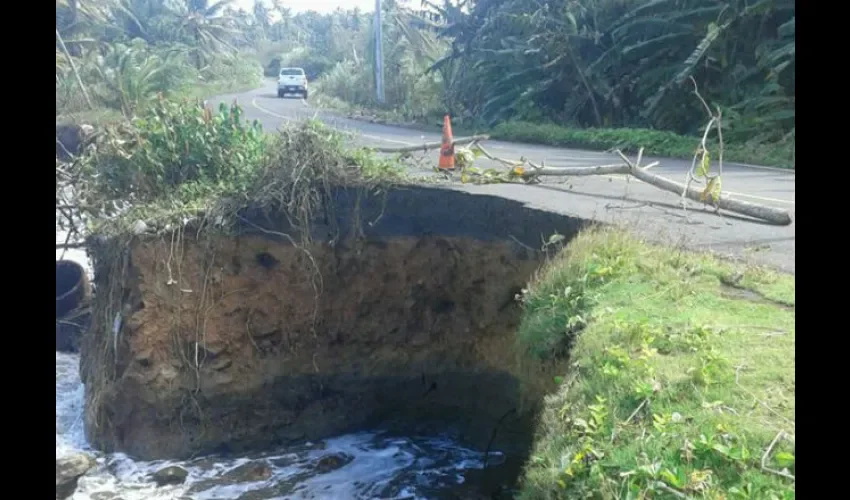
[371, 134, 490, 153]
[629, 163, 791, 225]
[524, 163, 640, 177]
[419, 110, 791, 226]
[517, 151, 791, 225]
[471, 143, 525, 168]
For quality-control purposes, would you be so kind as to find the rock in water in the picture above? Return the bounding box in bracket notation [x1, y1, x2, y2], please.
[224, 461, 273, 482]
[56, 453, 96, 499]
[151, 465, 189, 486]
[315, 453, 353, 473]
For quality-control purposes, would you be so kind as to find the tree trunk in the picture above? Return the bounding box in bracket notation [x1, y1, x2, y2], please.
[56, 29, 93, 111]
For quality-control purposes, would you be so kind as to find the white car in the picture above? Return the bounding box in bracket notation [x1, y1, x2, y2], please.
[277, 67, 308, 99]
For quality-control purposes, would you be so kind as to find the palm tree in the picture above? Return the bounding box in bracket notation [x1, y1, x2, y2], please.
[176, 0, 239, 69]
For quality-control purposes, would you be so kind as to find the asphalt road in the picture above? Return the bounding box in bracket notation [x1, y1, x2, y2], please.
[210, 81, 796, 274]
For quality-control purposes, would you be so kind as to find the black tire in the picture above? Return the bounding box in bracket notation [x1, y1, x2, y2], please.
[277, 90, 284, 98]
[302, 90, 309, 100]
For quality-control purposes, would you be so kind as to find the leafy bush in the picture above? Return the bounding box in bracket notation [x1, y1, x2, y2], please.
[266, 48, 335, 80]
[86, 40, 196, 117]
[81, 98, 266, 207]
[317, 60, 375, 107]
[199, 52, 263, 90]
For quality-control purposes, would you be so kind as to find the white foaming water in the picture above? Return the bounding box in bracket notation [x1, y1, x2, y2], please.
[56, 352, 500, 500]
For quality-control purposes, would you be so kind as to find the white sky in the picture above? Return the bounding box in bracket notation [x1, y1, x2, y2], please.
[233, 0, 378, 15]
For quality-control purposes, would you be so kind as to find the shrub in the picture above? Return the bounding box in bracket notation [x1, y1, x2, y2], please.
[199, 52, 263, 90]
[267, 48, 335, 80]
[86, 40, 196, 117]
[80, 98, 266, 208]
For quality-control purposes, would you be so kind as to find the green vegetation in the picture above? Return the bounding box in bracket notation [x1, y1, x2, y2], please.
[58, 4, 795, 498]
[56, 0, 263, 124]
[487, 122, 795, 169]
[61, 97, 405, 240]
[515, 228, 795, 498]
[243, 0, 795, 168]
[58, 1, 794, 167]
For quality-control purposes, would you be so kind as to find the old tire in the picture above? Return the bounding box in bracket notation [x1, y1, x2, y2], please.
[56, 260, 90, 318]
[56, 260, 91, 353]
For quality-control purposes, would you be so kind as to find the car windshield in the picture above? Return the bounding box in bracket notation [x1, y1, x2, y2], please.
[280, 69, 304, 76]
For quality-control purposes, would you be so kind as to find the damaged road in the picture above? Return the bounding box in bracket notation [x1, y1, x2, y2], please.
[206, 82, 795, 273]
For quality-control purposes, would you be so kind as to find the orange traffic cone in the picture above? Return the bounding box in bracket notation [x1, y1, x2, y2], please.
[438, 114, 455, 171]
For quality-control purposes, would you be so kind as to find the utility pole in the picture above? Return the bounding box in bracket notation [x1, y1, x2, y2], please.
[374, 0, 385, 103]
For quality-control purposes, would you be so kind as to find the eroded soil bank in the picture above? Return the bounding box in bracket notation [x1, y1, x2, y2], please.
[80, 185, 587, 468]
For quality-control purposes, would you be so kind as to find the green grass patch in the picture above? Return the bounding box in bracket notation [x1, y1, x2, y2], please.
[517, 228, 795, 499]
[489, 122, 794, 170]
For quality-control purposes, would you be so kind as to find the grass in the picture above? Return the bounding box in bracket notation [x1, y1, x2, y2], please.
[488, 122, 795, 170]
[516, 228, 795, 499]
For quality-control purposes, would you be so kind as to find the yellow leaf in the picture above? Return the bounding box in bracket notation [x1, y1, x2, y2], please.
[512, 166, 525, 176]
[704, 177, 721, 203]
[710, 177, 722, 202]
[696, 151, 710, 176]
[460, 172, 469, 184]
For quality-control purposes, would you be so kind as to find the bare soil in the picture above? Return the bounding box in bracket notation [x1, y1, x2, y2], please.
[83, 231, 556, 461]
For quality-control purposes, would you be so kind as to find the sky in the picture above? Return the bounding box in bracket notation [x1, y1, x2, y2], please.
[233, 0, 379, 15]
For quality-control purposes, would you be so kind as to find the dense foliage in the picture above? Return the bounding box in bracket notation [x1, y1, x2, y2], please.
[80, 99, 266, 206]
[243, 0, 794, 151]
[61, 96, 404, 238]
[429, 0, 795, 143]
[58, 0, 794, 151]
[56, 0, 262, 120]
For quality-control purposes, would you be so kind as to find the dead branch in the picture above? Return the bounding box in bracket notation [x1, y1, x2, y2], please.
[629, 161, 791, 225]
[761, 431, 796, 481]
[653, 482, 691, 499]
[625, 398, 649, 424]
[514, 149, 790, 225]
[57, 242, 87, 250]
[526, 163, 637, 177]
[433, 81, 792, 225]
[471, 143, 525, 168]
[372, 134, 490, 153]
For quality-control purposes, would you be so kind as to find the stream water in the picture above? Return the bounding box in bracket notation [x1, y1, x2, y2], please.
[55, 251, 505, 500]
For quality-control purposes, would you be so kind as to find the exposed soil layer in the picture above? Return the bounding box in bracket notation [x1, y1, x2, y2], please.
[81, 186, 588, 463]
